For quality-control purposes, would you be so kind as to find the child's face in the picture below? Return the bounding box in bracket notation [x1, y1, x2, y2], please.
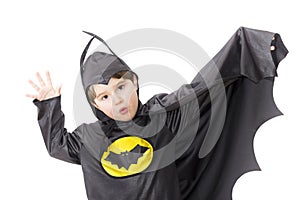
[91, 77, 139, 122]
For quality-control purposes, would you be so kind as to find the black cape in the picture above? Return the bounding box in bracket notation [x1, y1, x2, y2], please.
[33, 26, 288, 200]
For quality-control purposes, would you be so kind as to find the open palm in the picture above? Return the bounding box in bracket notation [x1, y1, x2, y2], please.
[26, 71, 62, 101]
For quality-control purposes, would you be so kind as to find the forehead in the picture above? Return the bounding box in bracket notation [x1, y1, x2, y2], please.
[92, 78, 127, 93]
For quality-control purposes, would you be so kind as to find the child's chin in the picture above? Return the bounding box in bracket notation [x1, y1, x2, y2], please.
[113, 115, 133, 122]
[112, 111, 135, 121]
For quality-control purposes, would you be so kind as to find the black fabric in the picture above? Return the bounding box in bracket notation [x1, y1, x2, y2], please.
[33, 26, 288, 200]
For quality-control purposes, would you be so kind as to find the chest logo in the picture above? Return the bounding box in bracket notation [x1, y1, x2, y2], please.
[100, 136, 153, 177]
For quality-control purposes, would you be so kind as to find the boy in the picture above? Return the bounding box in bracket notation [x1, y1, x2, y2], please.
[27, 27, 288, 200]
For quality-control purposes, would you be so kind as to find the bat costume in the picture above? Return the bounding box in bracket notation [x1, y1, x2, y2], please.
[33, 27, 288, 200]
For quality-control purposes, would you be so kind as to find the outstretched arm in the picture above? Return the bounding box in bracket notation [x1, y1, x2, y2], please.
[27, 71, 83, 164]
[163, 27, 288, 199]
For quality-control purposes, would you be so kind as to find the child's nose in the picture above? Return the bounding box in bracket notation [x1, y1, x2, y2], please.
[112, 93, 123, 105]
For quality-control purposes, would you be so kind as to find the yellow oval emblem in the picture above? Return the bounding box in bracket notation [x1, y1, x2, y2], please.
[100, 136, 153, 177]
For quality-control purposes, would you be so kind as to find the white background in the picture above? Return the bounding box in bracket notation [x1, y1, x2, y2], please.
[0, 0, 299, 199]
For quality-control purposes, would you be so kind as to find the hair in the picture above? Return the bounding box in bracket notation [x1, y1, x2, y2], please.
[87, 70, 139, 104]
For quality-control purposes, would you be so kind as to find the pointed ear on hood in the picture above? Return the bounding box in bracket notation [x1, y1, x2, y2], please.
[80, 31, 132, 90]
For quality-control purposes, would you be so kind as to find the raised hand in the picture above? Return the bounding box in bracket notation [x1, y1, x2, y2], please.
[26, 71, 62, 101]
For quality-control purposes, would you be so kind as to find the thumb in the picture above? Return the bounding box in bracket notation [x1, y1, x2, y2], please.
[56, 83, 62, 95]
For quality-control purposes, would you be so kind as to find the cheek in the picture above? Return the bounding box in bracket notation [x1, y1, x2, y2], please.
[96, 101, 113, 116]
[128, 91, 138, 107]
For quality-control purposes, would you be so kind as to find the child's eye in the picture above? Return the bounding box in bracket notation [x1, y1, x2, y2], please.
[118, 84, 125, 90]
[101, 95, 108, 101]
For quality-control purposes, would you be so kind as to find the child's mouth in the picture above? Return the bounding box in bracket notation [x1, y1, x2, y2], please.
[119, 107, 129, 115]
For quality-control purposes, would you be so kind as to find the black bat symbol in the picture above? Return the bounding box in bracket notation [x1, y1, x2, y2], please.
[105, 144, 149, 170]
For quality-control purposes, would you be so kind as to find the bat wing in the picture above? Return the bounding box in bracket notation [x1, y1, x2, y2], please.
[105, 151, 128, 169]
[126, 151, 145, 167]
[177, 28, 289, 200]
[130, 144, 149, 154]
[143, 27, 288, 199]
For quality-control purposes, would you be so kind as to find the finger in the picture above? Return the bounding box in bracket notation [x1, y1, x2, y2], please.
[25, 93, 37, 99]
[46, 71, 53, 87]
[28, 80, 40, 92]
[36, 72, 46, 87]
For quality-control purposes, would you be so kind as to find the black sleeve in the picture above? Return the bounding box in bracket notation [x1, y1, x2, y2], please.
[33, 95, 84, 165]
[160, 27, 288, 199]
[148, 27, 288, 136]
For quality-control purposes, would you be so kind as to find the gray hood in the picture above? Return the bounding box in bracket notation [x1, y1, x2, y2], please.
[80, 31, 141, 123]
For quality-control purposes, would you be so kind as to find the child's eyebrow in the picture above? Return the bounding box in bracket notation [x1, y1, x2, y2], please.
[113, 80, 126, 88]
[95, 80, 127, 98]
